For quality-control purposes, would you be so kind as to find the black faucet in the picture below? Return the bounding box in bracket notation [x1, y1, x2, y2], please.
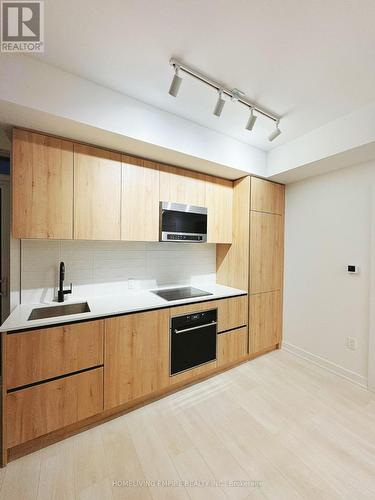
[57, 262, 72, 302]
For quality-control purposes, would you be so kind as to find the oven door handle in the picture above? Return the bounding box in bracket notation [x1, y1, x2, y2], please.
[173, 321, 217, 334]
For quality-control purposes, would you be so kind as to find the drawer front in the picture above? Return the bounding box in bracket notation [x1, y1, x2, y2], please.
[6, 320, 104, 389]
[170, 295, 248, 333]
[217, 327, 248, 367]
[6, 367, 103, 448]
[217, 296, 248, 332]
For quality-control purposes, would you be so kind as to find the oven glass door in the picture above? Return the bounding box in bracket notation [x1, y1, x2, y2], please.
[170, 320, 217, 375]
[161, 209, 207, 235]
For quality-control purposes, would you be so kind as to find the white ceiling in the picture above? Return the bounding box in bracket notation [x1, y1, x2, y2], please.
[30, 0, 375, 152]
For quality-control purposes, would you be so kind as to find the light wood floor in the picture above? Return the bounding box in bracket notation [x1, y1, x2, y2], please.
[1, 349, 375, 499]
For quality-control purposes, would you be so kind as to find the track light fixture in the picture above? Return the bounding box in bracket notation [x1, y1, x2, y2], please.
[213, 89, 225, 117]
[245, 108, 257, 131]
[168, 65, 182, 97]
[268, 121, 281, 142]
[168, 58, 282, 140]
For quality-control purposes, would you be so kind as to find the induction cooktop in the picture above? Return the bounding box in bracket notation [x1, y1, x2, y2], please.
[151, 286, 213, 302]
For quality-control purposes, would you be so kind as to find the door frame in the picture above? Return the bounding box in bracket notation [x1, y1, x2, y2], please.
[0, 172, 10, 324]
[368, 185, 375, 391]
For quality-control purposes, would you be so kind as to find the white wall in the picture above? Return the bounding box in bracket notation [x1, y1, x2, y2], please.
[0, 55, 265, 178]
[283, 161, 375, 386]
[20, 240, 216, 304]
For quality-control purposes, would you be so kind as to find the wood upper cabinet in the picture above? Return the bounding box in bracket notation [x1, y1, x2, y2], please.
[121, 156, 159, 241]
[6, 320, 104, 389]
[104, 309, 170, 409]
[250, 211, 283, 294]
[7, 368, 103, 448]
[249, 291, 282, 354]
[159, 165, 206, 206]
[12, 129, 73, 239]
[250, 177, 284, 215]
[74, 144, 121, 240]
[206, 176, 233, 243]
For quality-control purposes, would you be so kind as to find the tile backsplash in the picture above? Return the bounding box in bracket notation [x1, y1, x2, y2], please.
[21, 240, 216, 304]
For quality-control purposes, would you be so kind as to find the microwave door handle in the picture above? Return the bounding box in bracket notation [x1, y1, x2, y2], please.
[174, 321, 217, 334]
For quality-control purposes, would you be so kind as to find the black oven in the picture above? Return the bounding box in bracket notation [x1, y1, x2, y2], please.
[160, 202, 207, 242]
[170, 308, 217, 375]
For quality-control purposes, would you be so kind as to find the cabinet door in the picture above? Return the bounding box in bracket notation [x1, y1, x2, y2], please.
[7, 368, 103, 448]
[104, 309, 169, 409]
[6, 320, 104, 389]
[206, 176, 233, 243]
[121, 156, 159, 241]
[12, 129, 73, 239]
[249, 291, 282, 354]
[250, 211, 283, 294]
[74, 144, 121, 240]
[250, 177, 284, 215]
[218, 327, 248, 367]
[159, 165, 206, 206]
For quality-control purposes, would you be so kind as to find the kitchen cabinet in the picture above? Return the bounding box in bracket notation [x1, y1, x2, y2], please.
[6, 367, 103, 448]
[104, 309, 170, 409]
[121, 156, 160, 241]
[206, 176, 233, 243]
[218, 327, 248, 367]
[159, 165, 206, 206]
[250, 211, 283, 294]
[6, 320, 104, 389]
[250, 176, 284, 215]
[249, 290, 282, 353]
[12, 129, 73, 239]
[74, 144, 121, 240]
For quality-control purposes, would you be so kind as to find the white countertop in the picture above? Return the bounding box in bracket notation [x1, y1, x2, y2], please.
[0, 283, 247, 332]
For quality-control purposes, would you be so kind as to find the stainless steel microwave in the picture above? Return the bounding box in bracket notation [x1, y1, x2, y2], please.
[159, 202, 207, 242]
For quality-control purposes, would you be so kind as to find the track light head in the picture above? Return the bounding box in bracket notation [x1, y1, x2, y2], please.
[268, 121, 281, 142]
[169, 66, 182, 97]
[245, 108, 257, 131]
[213, 89, 225, 117]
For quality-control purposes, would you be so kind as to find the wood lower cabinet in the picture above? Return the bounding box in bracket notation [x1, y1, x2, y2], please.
[250, 211, 283, 294]
[6, 320, 104, 389]
[104, 309, 170, 409]
[6, 367, 103, 448]
[159, 165, 206, 206]
[12, 129, 73, 239]
[121, 156, 160, 241]
[249, 291, 282, 354]
[218, 327, 248, 367]
[74, 144, 122, 240]
[206, 176, 233, 243]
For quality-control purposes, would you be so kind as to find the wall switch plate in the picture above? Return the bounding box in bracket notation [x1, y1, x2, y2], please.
[128, 279, 135, 289]
[346, 336, 358, 350]
[347, 265, 360, 274]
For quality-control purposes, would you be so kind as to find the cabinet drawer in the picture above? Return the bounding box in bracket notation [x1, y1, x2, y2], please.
[6, 320, 104, 389]
[217, 296, 248, 332]
[217, 327, 248, 367]
[171, 296, 248, 333]
[6, 367, 103, 448]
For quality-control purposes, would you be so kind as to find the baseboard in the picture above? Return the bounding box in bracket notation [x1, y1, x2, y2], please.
[282, 342, 368, 388]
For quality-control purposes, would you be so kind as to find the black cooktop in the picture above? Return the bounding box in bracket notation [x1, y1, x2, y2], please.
[152, 286, 213, 302]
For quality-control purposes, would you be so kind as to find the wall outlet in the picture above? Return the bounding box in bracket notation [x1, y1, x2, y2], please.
[128, 278, 136, 289]
[346, 336, 358, 351]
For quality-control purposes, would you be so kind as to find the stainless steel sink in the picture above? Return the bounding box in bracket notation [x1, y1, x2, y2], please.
[28, 302, 90, 321]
